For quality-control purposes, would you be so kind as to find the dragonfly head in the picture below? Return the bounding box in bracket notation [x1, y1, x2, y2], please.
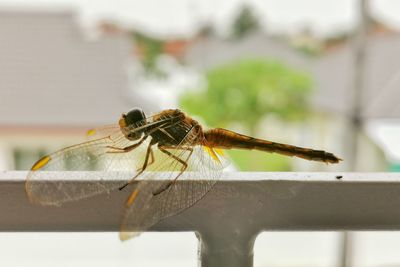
[119, 108, 147, 140]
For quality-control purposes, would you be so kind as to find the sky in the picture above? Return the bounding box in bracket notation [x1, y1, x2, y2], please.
[0, 0, 400, 37]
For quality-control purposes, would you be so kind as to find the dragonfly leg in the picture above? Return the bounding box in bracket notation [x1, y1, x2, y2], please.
[119, 140, 156, 191]
[148, 148, 155, 165]
[107, 122, 171, 154]
[152, 146, 193, 196]
[106, 136, 148, 154]
[135, 147, 154, 172]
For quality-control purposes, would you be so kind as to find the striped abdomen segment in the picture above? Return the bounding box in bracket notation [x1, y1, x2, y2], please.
[204, 128, 341, 164]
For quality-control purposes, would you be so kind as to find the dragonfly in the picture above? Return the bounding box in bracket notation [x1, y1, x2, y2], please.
[25, 108, 341, 240]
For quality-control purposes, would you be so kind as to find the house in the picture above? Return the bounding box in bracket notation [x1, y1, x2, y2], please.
[0, 10, 154, 170]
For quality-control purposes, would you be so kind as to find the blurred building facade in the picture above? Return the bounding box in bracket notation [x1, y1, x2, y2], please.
[0, 10, 151, 170]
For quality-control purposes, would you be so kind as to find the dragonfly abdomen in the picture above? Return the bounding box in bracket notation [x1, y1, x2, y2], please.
[204, 128, 341, 164]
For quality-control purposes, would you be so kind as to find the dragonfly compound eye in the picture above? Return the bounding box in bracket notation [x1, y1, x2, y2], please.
[125, 108, 146, 126]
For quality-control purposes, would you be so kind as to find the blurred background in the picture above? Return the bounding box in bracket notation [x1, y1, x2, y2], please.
[0, 0, 400, 266]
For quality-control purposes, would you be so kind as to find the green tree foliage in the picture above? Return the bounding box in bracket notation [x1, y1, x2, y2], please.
[180, 59, 313, 171]
[181, 59, 312, 133]
[231, 5, 260, 39]
[132, 32, 164, 75]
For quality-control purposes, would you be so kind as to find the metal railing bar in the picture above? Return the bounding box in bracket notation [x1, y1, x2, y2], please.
[2, 171, 400, 267]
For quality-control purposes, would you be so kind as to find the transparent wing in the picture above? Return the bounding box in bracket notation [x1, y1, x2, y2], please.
[26, 133, 146, 206]
[86, 124, 120, 140]
[119, 128, 229, 240]
[26, 112, 183, 206]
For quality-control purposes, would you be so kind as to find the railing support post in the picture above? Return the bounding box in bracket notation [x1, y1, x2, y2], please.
[197, 230, 257, 267]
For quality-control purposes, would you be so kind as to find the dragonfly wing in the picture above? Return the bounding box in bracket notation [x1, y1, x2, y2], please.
[25, 112, 187, 206]
[120, 127, 226, 240]
[25, 132, 151, 206]
[86, 124, 120, 140]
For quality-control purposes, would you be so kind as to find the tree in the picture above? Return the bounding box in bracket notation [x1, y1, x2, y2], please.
[180, 59, 313, 171]
[231, 5, 260, 39]
[132, 32, 164, 75]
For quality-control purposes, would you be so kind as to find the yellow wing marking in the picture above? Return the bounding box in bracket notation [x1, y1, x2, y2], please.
[86, 128, 96, 136]
[214, 148, 224, 156]
[204, 146, 221, 164]
[125, 189, 139, 207]
[31, 155, 51, 171]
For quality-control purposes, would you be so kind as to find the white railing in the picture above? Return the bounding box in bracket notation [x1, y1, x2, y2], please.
[2, 171, 400, 267]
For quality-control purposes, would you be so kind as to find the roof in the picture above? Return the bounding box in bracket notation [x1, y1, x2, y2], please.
[0, 10, 154, 127]
[312, 34, 400, 119]
[361, 34, 400, 119]
[185, 34, 313, 72]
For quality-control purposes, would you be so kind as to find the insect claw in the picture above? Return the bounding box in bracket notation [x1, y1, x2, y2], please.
[119, 183, 129, 191]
